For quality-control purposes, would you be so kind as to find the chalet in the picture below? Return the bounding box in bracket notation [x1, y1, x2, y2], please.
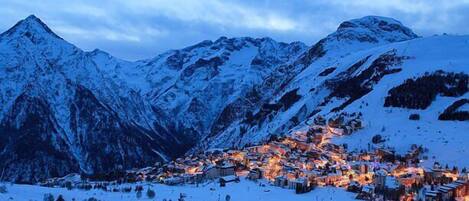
[303, 170, 319, 183]
[376, 148, 396, 162]
[203, 165, 219, 180]
[381, 176, 405, 201]
[440, 180, 469, 200]
[454, 180, 469, 197]
[288, 178, 310, 194]
[347, 181, 362, 193]
[424, 189, 439, 201]
[287, 178, 302, 189]
[397, 173, 424, 187]
[424, 168, 452, 184]
[356, 185, 374, 200]
[422, 180, 469, 201]
[182, 173, 204, 184]
[274, 176, 288, 187]
[203, 163, 236, 180]
[247, 168, 263, 180]
[219, 175, 240, 187]
[316, 173, 342, 186]
[436, 185, 451, 201]
[459, 172, 469, 181]
[358, 153, 372, 161]
[219, 164, 236, 176]
[163, 177, 184, 185]
[356, 163, 369, 174]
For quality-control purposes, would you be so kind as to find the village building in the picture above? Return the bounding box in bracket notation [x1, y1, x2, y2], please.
[163, 177, 184, 185]
[274, 176, 288, 187]
[424, 189, 439, 201]
[289, 177, 311, 194]
[381, 176, 405, 201]
[454, 180, 469, 197]
[247, 168, 263, 180]
[356, 185, 375, 200]
[182, 173, 204, 184]
[422, 180, 469, 201]
[203, 163, 236, 180]
[219, 175, 240, 187]
[83, 117, 469, 200]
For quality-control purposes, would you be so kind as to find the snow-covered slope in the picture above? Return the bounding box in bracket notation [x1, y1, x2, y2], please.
[0, 15, 307, 183]
[0, 15, 467, 182]
[0, 15, 190, 183]
[202, 17, 468, 167]
[85, 36, 309, 152]
[202, 16, 419, 146]
[0, 179, 357, 201]
[139, 37, 307, 141]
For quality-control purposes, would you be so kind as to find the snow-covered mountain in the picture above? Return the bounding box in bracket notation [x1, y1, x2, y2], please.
[0, 15, 191, 183]
[0, 15, 467, 182]
[202, 16, 421, 146]
[202, 16, 468, 167]
[0, 15, 307, 183]
[142, 37, 307, 143]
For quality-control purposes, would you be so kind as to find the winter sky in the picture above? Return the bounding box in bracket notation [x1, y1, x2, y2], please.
[1, 0, 469, 60]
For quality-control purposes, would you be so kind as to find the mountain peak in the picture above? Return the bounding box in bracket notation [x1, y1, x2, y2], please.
[24, 14, 42, 23]
[0, 14, 62, 40]
[338, 16, 404, 30]
[333, 15, 418, 43]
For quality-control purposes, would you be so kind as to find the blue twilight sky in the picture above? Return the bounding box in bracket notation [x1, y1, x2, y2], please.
[1, 0, 469, 60]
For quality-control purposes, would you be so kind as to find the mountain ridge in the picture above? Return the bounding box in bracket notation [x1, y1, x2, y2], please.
[0, 15, 467, 183]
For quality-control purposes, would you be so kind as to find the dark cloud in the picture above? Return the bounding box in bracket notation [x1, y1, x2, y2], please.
[1, 0, 468, 60]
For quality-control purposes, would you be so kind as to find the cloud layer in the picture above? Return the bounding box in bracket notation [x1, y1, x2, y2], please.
[1, 0, 468, 60]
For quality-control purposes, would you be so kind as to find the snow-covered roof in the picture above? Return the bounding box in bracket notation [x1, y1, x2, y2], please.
[220, 175, 238, 181]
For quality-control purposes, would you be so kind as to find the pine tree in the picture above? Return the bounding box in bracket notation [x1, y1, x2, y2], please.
[56, 195, 65, 201]
[146, 188, 156, 199]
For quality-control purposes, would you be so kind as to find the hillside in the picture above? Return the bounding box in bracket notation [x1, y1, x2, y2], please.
[0, 15, 467, 183]
[202, 17, 469, 167]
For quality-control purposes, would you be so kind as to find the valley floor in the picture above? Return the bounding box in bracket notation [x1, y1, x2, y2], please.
[0, 178, 357, 201]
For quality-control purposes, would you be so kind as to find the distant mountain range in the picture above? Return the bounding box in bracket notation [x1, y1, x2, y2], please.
[0, 15, 467, 183]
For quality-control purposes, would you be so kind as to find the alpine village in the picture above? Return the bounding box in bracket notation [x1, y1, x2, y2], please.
[41, 113, 469, 201]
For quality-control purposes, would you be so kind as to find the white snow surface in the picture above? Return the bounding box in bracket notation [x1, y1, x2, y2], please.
[327, 35, 469, 167]
[0, 179, 357, 201]
[209, 34, 469, 168]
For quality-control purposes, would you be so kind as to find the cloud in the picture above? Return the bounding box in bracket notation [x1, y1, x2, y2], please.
[117, 0, 303, 32]
[0, 0, 469, 60]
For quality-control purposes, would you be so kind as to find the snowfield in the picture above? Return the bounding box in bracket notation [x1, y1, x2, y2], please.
[333, 94, 469, 168]
[328, 35, 469, 168]
[0, 179, 357, 201]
